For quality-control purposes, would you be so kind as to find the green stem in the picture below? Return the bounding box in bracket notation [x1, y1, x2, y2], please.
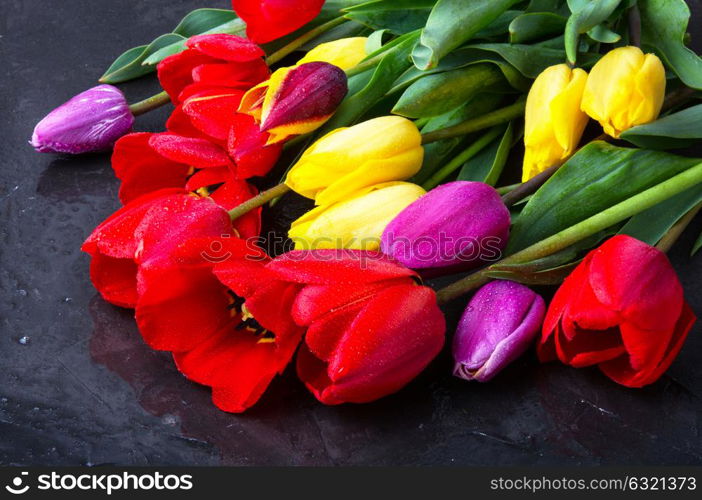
[264, 16, 347, 66]
[436, 161, 702, 304]
[421, 127, 504, 190]
[420, 98, 525, 145]
[228, 183, 291, 220]
[496, 182, 521, 195]
[128, 90, 171, 116]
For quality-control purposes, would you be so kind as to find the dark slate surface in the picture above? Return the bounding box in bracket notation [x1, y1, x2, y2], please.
[1, 0, 702, 466]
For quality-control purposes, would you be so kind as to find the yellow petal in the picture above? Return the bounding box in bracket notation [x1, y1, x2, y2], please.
[550, 67, 588, 154]
[631, 53, 666, 126]
[525, 64, 572, 144]
[289, 182, 426, 249]
[259, 67, 292, 125]
[297, 37, 368, 71]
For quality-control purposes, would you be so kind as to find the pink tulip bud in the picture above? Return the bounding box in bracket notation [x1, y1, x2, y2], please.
[31, 84, 134, 154]
[453, 280, 545, 382]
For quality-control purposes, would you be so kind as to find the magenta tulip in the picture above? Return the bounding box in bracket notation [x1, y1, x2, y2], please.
[453, 280, 545, 382]
[31, 84, 134, 154]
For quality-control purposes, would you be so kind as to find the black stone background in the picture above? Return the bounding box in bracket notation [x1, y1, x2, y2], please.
[1, 0, 702, 466]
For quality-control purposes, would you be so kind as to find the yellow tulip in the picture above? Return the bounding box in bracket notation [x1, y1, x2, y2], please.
[285, 116, 425, 206]
[581, 46, 666, 138]
[297, 37, 369, 71]
[523, 64, 589, 182]
[289, 182, 426, 250]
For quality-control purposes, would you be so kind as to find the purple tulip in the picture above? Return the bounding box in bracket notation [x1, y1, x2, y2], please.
[380, 181, 510, 269]
[31, 84, 134, 154]
[452, 280, 545, 382]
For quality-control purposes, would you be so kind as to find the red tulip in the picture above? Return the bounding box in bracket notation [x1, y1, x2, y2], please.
[538, 235, 696, 387]
[268, 250, 446, 405]
[231, 0, 325, 44]
[134, 247, 444, 412]
[81, 187, 256, 309]
[135, 237, 305, 413]
[157, 34, 268, 103]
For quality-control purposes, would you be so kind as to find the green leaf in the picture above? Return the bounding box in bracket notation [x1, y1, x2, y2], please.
[457, 122, 515, 185]
[316, 32, 420, 133]
[586, 23, 620, 43]
[365, 30, 389, 53]
[392, 64, 507, 118]
[509, 13, 566, 44]
[142, 18, 246, 66]
[619, 184, 702, 245]
[414, 94, 505, 184]
[564, 0, 622, 64]
[692, 230, 702, 256]
[100, 33, 186, 83]
[620, 104, 702, 149]
[506, 142, 701, 253]
[412, 0, 520, 70]
[172, 8, 238, 37]
[474, 10, 523, 39]
[393, 47, 530, 91]
[528, 0, 567, 12]
[345, 0, 435, 34]
[465, 43, 600, 78]
[639, 0, 702, 90]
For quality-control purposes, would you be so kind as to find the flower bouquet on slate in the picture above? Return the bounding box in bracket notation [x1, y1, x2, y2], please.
[33, 0, 702, 413]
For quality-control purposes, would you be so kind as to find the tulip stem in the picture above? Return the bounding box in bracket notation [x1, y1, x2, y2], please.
[264, 16, 348, 66]
[501, 163, 560, 207]
[655, 201, 702, 253]
[628, 4, 642, 48]
[421, 127, 504, 190]
[436, 162, 702, 304]
[420, 98, 526, 145]
[228, 183, 291, 220]
[128, 90, 171, 116]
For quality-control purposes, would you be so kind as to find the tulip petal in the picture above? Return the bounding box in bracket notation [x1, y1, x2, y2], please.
[149, 133, 231, 168]
[232, 0, 324, 44]
[298, 284, 445, 405]
[554, 324, 625, 368]
[587, 235, 683, 333]
[88, 254, 139, 308]
[191, 60, 270, 90]
[157, 49, 217, 102]
[112, 133, 191, 204]
[598, 302, 696, 387]
[185, 34, 265, 62]
[226, 113, 283, 178]
[297, 37, 368, 71]
[182, 91, 244, 141]
[267, 249, 418, 284]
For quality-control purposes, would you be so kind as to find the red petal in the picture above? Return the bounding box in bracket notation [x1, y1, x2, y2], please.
[232, 0, 325, 44]
[157, 49, 217, 102]
[186, 34, 265, 62]
[184, 166, 231, 192]
[588, 235, 683, 333]
[297, 284, 445, 405]
[112, 133, 191, 204]
[210, 179, 261, 238]
[166, 104, 208, 139]
[192, 60, 270, 90]
[148, 133, 231, 168]
[89, 254, 138, 308]
[182, 90, 244, 141]
[268, 250, 418, 285]
[599, 302, 696, 387]
[227, 113, 282, 178]
[554, 324, 626, 368]
[303, 301, 363, 360]
[541, 255, 592, 340]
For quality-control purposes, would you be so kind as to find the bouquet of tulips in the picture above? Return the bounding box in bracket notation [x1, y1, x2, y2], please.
[32, 0, 702, 413]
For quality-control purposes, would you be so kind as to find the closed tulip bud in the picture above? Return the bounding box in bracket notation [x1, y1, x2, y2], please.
[453, 280, 545, 382]
[296, 37, 369, 71]
[289, 182, 426, 250]
[285, 116, 424, 206]
[581, 46, 666, 138]
[31, 85, 134, 154]
[523, 64, 589, 182]
[239, 62, 348, 144]
[381, 181, 510, 270]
